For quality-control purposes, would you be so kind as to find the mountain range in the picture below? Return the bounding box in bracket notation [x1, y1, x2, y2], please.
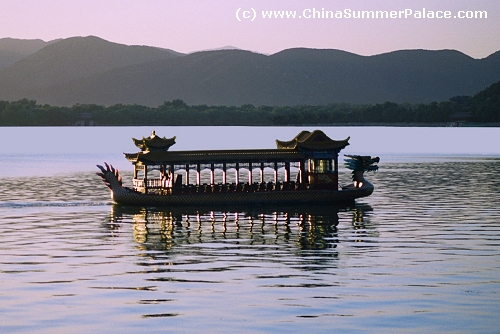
[0, 36, 499, 107]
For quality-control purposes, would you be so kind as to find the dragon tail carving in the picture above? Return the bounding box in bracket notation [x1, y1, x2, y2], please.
[96, 163, 123, 190]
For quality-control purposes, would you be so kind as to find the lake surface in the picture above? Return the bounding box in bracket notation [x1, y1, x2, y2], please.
[1, 126, 500, 333]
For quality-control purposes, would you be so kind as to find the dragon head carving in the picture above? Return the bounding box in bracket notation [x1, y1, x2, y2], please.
[344, 155, 380, 182]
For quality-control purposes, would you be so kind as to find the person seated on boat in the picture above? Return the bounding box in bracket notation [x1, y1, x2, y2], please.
[161, 173, 170, 188]
[174, 174, 182, 188]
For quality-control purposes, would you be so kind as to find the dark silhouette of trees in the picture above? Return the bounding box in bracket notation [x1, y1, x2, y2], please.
[1, 81, 499, 126]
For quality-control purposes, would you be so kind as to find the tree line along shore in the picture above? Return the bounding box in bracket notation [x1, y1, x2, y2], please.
[0, 81, 498, 127]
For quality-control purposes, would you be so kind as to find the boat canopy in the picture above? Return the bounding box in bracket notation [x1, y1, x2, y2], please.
[125, 149, 304, 165]
[125, 130, 350, 166]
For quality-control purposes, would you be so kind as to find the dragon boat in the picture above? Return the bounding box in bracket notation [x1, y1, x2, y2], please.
[97, 130, 379, 207]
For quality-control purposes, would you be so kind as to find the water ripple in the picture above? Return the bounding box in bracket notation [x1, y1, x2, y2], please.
[1, 157, 500, 333]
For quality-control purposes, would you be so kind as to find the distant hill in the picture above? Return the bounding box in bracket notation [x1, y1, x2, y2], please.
[471, 79, 500, 122]
[0, 36, 183, 101]
[0, 38, 60, 69]
[0, 36, 499, 107]
[196, 45, 241, 52]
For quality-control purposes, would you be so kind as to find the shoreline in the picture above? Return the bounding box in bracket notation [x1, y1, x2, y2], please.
[1, 123, 499, 127]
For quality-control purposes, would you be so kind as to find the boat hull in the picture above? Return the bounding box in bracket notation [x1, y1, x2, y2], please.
[111, 185, 374, 207]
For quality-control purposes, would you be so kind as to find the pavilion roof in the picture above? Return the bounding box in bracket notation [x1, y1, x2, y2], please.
[132, 130, 176, 152]
[276, 130, 349, 151]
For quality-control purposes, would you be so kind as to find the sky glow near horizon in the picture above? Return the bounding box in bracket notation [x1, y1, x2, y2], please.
[0, 0, 499, 58]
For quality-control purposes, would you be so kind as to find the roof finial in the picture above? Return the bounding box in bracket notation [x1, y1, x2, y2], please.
[151, 130, 156, 138]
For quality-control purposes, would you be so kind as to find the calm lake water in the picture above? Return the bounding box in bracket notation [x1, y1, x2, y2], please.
[1, 126, 500, 333]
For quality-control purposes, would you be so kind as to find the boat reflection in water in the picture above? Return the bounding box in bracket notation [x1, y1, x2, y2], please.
[106, 203, 373, 253]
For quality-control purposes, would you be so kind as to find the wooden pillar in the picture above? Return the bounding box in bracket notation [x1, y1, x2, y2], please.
[274, 162, 278, 183]
[210, 164, 215, 185]
[299, 160, 307, 184]
[235, 163, 239, 185]
[284, 161, 290, 182]
[260, 162, 264, 183]
[248, 162, 253, 184]
[196, 164, 201, 185]
[170, 164, 175, 186]
[144, 164, 148, 194]
[222, 163, 227, 184]
[333, 153, 339, 190]
[185, 164, 190, 185]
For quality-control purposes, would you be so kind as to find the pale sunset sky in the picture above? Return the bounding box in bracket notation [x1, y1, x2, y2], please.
[1, 0, 499, 58]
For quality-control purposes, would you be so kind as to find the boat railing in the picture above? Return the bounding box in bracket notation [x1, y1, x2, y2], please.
[133, 178, 168, 189]
[133, 179, 145, 189]
[131, 178, 329, 194]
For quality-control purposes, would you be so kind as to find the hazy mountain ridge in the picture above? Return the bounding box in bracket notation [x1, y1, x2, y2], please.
[0, 36, 499, 106]
[0, 36, 183, 101]
[0, 38, 60, 70]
